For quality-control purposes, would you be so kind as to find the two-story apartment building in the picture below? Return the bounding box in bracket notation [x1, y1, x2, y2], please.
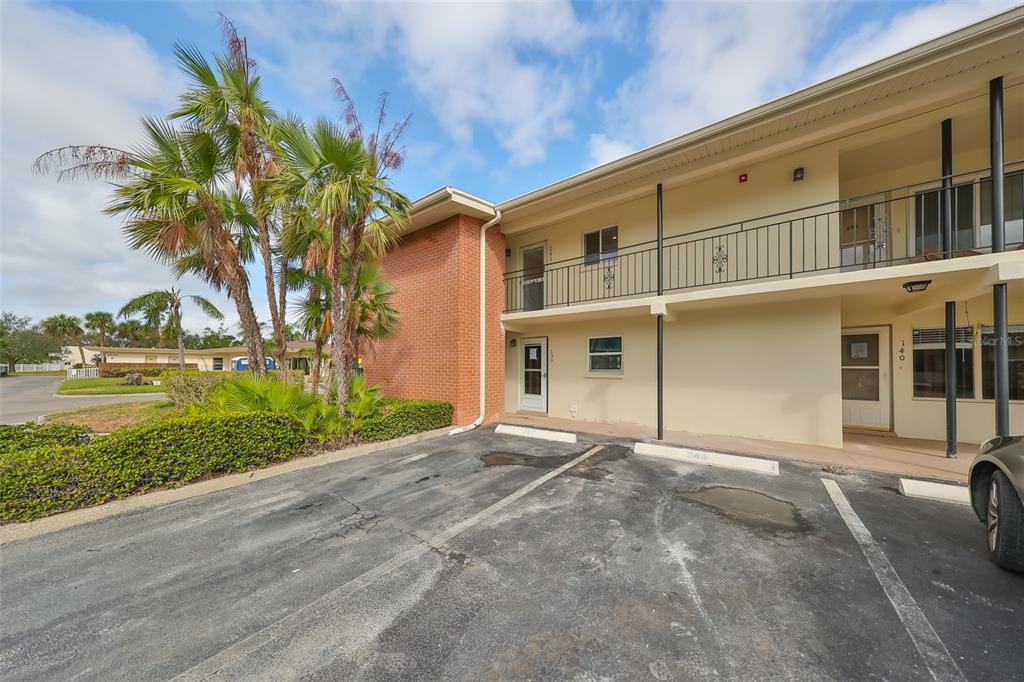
[363, 8, 1024, 454]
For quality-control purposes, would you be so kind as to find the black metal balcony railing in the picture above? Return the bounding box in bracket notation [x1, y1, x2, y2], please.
[504, 164, 1024, 313]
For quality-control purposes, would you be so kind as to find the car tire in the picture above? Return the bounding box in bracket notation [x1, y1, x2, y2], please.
[987, 470, 1024, 573]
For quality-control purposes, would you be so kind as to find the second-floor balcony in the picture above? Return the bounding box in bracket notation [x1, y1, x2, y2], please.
[503, 164, 1024, 314]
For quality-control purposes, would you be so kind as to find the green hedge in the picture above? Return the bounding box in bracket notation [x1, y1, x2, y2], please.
[0, 423, 93, 454]
[161, 369, 304, 408]
[359, 399, 453, 442]
[99, 363, 194, 378]
[0, 413, 310, 523]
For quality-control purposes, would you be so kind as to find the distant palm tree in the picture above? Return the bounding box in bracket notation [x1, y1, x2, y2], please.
[41, 314, 86, 365]
[119, 289, 223, 369]
[114, 319, 154, 347]
[83, 311, 116, 362]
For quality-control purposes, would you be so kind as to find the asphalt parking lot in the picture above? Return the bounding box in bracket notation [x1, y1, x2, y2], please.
[2, 426, 1022, 681]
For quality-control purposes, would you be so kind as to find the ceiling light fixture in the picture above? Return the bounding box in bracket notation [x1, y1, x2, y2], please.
[903, 280, 931, 293]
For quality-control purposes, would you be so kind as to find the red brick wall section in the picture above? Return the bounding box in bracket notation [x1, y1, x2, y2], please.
[362, 214, 505, 426]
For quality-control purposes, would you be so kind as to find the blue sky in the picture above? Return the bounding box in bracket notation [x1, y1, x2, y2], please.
[1, 0, 1017, 331]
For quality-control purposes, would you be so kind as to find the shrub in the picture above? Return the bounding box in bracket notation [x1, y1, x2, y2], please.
[194, 375, 345, 437]
[161, 369, 304, 408]
[345, 375, 382, 431]
[99, 363, 195, 378]
[359, 399, 453, 442]
[0, 413, 310, 523]
[0, 422, 93, 454]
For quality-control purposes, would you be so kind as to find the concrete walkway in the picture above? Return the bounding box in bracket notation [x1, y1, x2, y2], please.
[502, 413, 974, 482]
[0, 376, 167, 425]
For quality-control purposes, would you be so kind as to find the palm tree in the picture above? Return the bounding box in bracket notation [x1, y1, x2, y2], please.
[119, 288, 223, 369]
[293, 263, 398, 395]
[272, 116, 408, 410]
[114, 319, 154, 347]
[170, 18, 291, 377]
[84, 311, 116, 362]
[41, 314, 86, 365]
[34, 118, 268, 372]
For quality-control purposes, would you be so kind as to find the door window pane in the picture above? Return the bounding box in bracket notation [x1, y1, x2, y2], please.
[842, 368, 879, 401]
[583, 226, 618, 265]
[524, 370, 542, 395]
[981, 329, 1024, 401]
[841, 334, 879, 367]
[915, 184, 974, 255]
[524, 345, 542, 370]
[523, 246, 544, 279]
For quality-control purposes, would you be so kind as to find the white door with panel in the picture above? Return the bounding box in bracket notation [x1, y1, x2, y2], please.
[520, 337, 547, 412]
[841, 327, 891, 430]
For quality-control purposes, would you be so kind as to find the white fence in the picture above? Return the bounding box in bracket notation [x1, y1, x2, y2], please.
[67, 367, 100, 379]
[14, 362, 64, 373]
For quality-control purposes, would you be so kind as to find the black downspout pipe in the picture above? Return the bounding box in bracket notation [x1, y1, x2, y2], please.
[941, 118, 957, 458]
[991, 77, 1009, 436]
[656, 183, 664, 441]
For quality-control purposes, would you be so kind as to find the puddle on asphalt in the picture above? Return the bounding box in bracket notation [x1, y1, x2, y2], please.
[677, 486, 807, 533]
[480, 446, 627, 480]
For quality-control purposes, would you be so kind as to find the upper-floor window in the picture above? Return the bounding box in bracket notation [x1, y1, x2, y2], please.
[584, 226, 618, 265]
[914, 171, 1023, 256]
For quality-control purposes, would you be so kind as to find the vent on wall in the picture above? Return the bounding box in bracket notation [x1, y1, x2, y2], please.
[912, 327, 973, 348]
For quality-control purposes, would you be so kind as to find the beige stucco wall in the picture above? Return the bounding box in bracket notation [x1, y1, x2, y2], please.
[845, 286, 1024, 443]
[504, 143, 841, 275]
[100, 350, 225, 371]
[663, 298, 844, 448]
[505, 297, 844, 448]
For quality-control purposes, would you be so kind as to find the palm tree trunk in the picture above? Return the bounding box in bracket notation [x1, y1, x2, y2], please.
[77, 343, 86, 366]
[223, 256, 266, 376]
[176, 327, 186, 370]
[329, 220, 348, 412]
[312, 339, 323, 394]
[276, 250, 289, 384]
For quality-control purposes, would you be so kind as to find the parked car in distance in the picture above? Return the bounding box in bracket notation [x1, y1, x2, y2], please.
[230, 356, 276, 371]
[969, 436, 1024, 573]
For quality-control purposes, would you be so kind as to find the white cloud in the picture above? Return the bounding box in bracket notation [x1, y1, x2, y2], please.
[815, 0, 1019, 79]
[0, 2, 237, 331]
[228, 0, 605, 167]
[588, 1, 833, 167]
[587, 0, 1018, 168]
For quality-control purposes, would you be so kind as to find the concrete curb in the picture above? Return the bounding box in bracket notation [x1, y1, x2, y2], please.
[495, 424, 578, 443]
[0, 426, 453, 545]
[634, 442, 780, 475]
[897, 478, 970, 506]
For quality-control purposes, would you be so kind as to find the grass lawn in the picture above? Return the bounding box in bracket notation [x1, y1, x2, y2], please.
[46, 400, 179, 432]
[57, 377, 166, 395]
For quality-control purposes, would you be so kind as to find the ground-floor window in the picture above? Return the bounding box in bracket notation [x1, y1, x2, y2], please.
[212, 357, 223, 370]
[981, 326, 1024, 401]
[588, 336, 622, 373]
[911, 327, 974, 398]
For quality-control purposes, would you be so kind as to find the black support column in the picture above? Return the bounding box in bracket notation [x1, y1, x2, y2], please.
[991, 76, 1010, 436]
[941, 118, 957, 457]
[656, 183, 664, 441]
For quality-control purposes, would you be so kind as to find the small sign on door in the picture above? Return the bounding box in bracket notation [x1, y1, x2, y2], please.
[850, 342, 868, 359]
[529, 347, 539, 361]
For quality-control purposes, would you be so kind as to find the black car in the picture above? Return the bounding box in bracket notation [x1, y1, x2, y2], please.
[969, 436, 1024, 573]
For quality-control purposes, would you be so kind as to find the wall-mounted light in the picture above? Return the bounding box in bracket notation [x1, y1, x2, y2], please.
[738, 173, 748, 183]
[903, 280, 931, 293]
[510, 338, 517, 348]
[505, 248, 511, 257]
[793, 167, 805, 182]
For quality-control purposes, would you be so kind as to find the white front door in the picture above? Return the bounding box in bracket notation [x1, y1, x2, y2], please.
[520, 337, 547, 412]
[841, 327, 891, 430]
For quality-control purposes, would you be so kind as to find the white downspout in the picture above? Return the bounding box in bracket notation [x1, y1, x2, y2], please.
[449, 208, 503, 435]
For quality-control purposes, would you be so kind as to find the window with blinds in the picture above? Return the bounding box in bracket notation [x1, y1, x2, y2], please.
[912, 327, 974, 398]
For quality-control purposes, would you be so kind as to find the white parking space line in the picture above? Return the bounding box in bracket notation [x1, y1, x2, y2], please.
[173, 445, 606, 680]
[821, 478, 965, 682]
[398, 452, 431, 464]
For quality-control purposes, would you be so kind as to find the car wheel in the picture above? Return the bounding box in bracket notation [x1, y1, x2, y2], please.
[987, 470, 1024, 573]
